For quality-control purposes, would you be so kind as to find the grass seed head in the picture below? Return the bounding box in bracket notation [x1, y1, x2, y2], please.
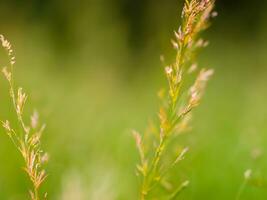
[1, 34, 48, 200]
[134, 0, 216, 199]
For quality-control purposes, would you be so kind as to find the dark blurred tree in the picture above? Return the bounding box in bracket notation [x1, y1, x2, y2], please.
[0, 0, 266, 51]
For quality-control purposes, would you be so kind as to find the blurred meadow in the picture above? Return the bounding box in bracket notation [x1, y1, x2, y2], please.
[0, 0, 267, 199]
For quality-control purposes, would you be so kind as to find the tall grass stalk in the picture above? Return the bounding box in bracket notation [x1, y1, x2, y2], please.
[0, 35, 48, 200]
[133, 0, 216, 199]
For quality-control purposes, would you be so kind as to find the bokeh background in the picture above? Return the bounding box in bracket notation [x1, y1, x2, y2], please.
[0, 0, 267, 199]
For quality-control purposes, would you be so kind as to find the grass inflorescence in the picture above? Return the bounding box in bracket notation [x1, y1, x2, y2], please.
[0, 35, 48, 200]
[133, 0, 216, 199]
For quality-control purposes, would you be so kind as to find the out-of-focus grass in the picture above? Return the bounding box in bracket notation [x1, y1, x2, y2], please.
[1, 13, 267, 200]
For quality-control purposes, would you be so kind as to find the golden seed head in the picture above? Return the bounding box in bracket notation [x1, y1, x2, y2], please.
[1, 34, 48, 200]
[0, 34, 16, 65]
[135, 0, 215, 197]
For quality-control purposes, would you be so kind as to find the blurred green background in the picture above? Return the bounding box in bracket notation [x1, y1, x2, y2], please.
[0, 0, 267, 199]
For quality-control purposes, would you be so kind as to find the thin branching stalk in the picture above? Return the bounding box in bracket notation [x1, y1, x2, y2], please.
[1, 35, 48, 200]
[133, 0, 216, 199]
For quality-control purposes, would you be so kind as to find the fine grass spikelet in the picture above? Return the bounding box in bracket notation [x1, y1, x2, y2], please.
[173, 147, 189, 165]
[31, 110, 39, 129]
[2, 120, 11, 132]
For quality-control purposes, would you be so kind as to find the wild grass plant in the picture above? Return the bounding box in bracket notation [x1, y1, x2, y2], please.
[133, 0, 217, 199]
[1, 0, 264, 200]
[1, 35, 48, 200]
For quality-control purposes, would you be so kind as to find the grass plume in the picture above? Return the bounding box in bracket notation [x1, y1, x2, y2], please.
[0, 35, 48, 200]
[133, 0, 216, 199]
